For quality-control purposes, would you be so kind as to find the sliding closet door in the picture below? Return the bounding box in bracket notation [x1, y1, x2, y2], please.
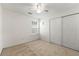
[62, 15, 77, 50]
[74, 14, 79, 51]
[50, 18, 62, 45]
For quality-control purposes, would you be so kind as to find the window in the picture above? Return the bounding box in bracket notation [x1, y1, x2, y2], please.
[32, 20, 38, 33]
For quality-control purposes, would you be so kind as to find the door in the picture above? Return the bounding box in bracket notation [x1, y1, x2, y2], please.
[62, 15, 77, 50]
[40, 19, 49, 42]
[75, 14, 79, 50]
[50, 17, 62, 45]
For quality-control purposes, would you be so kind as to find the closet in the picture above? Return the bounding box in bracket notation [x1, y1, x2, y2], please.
[62, 14, 79, 51]
[50, 13, 79, 51]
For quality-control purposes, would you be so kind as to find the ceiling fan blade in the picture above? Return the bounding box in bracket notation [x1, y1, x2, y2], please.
[28, 12, 32, 15]
[44, 10, 48, 12]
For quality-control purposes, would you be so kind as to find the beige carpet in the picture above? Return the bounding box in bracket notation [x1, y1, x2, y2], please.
[1, 40, 79, 56]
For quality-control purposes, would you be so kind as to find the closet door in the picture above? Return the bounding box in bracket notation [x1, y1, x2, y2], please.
[74, 14, 79, 51]
[50, 18, 62, 45]
[63, 15, 77, 50]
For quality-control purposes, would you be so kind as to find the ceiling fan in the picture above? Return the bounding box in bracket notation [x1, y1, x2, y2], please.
[28, 3, 48, 15]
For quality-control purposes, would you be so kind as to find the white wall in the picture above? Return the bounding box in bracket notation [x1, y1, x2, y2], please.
[40, 19, 49, 42]
[0, 5, 3, 54]
[2, 8, 39, 48]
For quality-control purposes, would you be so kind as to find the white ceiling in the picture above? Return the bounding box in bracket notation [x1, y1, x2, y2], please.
[1, 3, 79, 19]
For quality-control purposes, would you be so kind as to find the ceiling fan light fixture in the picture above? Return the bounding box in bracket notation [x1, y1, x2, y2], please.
[35, 3, 44, 13]
[31, 3, 47, 13]
[37, 10, 41, 13]
[36, 8, 42, 13]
